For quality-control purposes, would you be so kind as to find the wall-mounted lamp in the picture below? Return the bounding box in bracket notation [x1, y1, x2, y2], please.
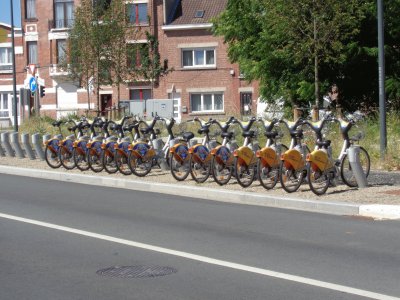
[229, 69, 235, 76]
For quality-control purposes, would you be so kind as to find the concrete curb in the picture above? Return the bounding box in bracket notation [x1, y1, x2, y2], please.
[0, 165, 399, 219]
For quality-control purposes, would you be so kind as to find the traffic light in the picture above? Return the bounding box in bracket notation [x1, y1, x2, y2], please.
[40, 85, 45, 98]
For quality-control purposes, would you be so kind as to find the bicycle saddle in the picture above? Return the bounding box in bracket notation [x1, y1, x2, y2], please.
[290, 129, 303, 138]
[242, 130, 256, 138]
[316, 140, 331, 148]
[198, 127, 210, 134]
[265, 131, 279, 139]
[183, 132, 195, 141]
[221, 132, 234, 139]
[52, 121, 62, 127]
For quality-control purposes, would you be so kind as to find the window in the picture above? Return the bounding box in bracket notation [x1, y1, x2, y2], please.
[25, 0, 36, 19]
[130, 89, 151, 101]
[27, 42, 37, 64]
[190, 93, 224, 113]
[54, 0, 74, 28]
[0, 93, 9, 118]
[56, 40, 67, 63]
[0, 47, 12, 71]
[127, 2, 148, 25]
[182, 49, 215, 68]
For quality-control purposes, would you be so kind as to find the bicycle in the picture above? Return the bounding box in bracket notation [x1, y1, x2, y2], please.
[256, 118, 288, 190]
[44, 120, 66, 169]
[279, 118, 310, 193]
[304, 114, 339, 195]
[58, 118, 87, 170]
[101, 115, 133, 174]
[169, 121, 196, 181]
[73, 117, 102, 171]
[210, 117, 238, 185]
[232, 116, 259, 188]
[336, 115, 370, 187]
[188, 118, 219, 183]
[86, 118, 114, 173]
[128, 115, 174, 177]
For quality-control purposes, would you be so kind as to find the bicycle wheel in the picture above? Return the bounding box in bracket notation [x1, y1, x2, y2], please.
[88, 147, 104, 173]
[59, 146, 75, 170]
[257, 158, 279, 190]
[234, 157, 256, 188]
[128, 152, 152, 177]
[73, 148, 90, 171]
[44, 144, 61, 169]
[170, 154, 190, 181]
[211, 155, 233, 185]
[115, 150, 132, 175]
[103, 149, 118, 174]
[307, 162, 330, 195]
[190, 155, 211, 183]
[340, 146, 370, 187]
[279, 160, 304, 193]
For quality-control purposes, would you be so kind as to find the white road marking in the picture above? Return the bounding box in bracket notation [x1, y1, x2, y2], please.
[0, 212, 398, 300]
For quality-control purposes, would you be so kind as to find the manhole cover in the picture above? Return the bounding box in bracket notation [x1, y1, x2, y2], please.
[96, 266, 177, 278]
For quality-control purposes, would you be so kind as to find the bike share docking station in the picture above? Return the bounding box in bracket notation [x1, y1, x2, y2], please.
[347, 145, 368, 188]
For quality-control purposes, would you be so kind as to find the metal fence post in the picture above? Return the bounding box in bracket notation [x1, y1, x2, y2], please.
[21, 133, 36, 160]
[1, 132, 15, 157]
[347, 145, 368, 188]
[10, 132, 25, 158]
[32, 133, 45, 160]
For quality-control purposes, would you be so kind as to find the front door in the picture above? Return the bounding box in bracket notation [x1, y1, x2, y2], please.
[101, 94, 112, 115]
[240, 92, 252, 116]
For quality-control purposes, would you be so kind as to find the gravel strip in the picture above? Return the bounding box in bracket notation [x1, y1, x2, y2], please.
[1, 156, 400, 205]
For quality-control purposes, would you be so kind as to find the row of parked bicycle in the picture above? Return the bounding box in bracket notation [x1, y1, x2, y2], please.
[44, 113, 370, 195]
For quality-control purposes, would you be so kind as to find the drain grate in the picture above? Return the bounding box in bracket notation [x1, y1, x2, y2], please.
[96, 265, 177, 278]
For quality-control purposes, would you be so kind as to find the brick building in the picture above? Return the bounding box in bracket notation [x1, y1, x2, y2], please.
[3, 0, 259, 122]
[0, 23, 23, 128]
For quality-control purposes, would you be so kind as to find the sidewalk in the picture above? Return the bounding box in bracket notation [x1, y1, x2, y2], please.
[0, 156, 400, 219]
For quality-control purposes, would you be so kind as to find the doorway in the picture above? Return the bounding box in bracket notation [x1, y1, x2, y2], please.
[240, 92, 252, 116]
[101, 94, 112, 115]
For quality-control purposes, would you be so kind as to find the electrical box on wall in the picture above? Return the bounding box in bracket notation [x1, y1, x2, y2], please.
[182, 106, 188, 113]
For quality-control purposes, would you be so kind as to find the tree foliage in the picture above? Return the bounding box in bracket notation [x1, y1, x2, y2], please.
[212, 0, 384, 111]
[67, 0, 171, 110]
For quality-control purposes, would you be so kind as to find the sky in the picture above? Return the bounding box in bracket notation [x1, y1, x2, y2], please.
[0, 0, 21, 27]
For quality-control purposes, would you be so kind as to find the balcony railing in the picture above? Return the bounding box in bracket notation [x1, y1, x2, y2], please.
[49, 64, 70, 76]
[48, 19, 74, 30]
[0, 64, 12, 73]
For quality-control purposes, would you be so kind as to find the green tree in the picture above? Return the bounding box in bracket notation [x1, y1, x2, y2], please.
[213, 0, 368, 109]
[135, 30, 172, 99]
[68, 0, 116, 114]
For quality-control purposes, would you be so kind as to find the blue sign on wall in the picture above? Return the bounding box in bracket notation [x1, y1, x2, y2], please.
[29, 77, 37, 93]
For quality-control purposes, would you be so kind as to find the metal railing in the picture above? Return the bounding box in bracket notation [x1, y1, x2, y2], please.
[48, 18, 74, 30]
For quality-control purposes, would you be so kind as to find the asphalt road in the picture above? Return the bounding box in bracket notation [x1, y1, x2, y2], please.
[0, 173, 399, 300]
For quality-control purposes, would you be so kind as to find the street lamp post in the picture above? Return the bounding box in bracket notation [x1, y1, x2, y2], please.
[377, 0, 387, 159]
[10, 0, 18, 132]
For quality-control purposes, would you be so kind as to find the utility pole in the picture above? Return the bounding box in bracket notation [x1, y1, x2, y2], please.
[377, 0, 387, 159]
[10, 0, 18, 131]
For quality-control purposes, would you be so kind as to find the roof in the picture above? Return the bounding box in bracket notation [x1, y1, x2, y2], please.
[170, 0, 228, 25]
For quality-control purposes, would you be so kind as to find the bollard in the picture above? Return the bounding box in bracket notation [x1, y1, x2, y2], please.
[21, 133, 36, 160]
[0, 134, 5, 156]
[1, 132, 15, 157]
[10, 132, 25, 158]
[347, 145, 368, 188]
[32, 133, 45, 160]
[43, 134, 51, 145]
